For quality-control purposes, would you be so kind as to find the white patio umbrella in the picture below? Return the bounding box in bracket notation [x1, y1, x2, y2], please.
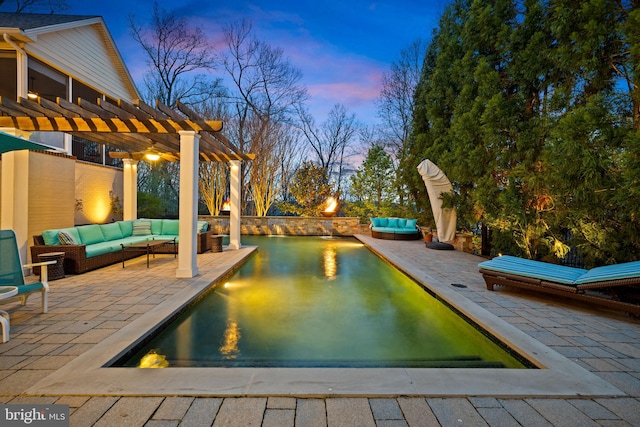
[417, 159, 457, 244]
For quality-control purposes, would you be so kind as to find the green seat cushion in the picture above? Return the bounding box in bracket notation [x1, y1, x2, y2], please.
[479, 256, 586, 285]
[161, 219, 179, 235]
[100, 223, 124, 241]
[76, 224, 106, 245]
[84, 241, 116, 258]
[372, 227, 399, 233]
[119, 236, 153, 246]
[395, 228, 420, 234]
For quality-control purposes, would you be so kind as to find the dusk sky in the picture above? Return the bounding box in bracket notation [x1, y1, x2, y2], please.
[66, 1, 447, 126]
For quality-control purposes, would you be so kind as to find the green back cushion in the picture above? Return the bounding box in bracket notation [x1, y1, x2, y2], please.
[405, 219, 418, 229]
[100, 223, 124, 241]
[162, 219, 179, 235]
[118, 220, 133, 237]
[150, 219, 163, 235]
[197, 220, 209, 232]
[76, 224, 106, 245]
[378, 217, 389, 227]
[132, 219, 152, 236]
[387, 218, 399, 227]
[42, 229, 61, 245]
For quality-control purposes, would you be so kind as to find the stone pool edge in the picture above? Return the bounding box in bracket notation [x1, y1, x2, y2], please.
[25, 237, 623, 397]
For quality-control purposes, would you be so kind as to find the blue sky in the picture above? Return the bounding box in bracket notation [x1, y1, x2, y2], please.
[68, 1, 447, 125]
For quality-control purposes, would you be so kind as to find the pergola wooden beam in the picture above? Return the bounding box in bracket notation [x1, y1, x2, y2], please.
[0, 95, 253, 162]
[0, 115, 228, 135]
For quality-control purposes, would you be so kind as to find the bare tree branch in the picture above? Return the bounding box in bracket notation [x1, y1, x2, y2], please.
[129, 2, 221, 107]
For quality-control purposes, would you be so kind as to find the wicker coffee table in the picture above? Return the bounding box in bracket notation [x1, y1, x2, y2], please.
[121, 239, 176, 268]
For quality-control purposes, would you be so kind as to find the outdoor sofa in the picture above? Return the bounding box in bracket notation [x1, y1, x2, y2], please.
[369, 217, 422, 240]
[31, 219, 213, 274]
[479, 255, 640, 315]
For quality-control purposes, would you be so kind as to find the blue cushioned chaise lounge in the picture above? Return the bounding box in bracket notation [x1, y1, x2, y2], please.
[479, 256, 640, 315]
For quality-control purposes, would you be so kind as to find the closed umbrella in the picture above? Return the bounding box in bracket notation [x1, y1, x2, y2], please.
[417, 159, 457, 244]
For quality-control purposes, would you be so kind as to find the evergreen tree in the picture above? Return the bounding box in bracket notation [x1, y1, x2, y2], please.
[406, 0, 640, 265]
[346, 145, 395, 220]
[279, 162, 332, 216]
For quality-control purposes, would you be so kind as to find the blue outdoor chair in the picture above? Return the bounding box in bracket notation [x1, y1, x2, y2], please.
[0, 229, 54, 342]
[479, 255, 640, 315]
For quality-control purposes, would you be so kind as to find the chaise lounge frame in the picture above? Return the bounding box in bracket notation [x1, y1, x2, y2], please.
[480, 262, 640, 316]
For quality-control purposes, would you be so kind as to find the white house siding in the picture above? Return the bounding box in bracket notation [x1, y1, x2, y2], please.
[25, 23, 136, 101]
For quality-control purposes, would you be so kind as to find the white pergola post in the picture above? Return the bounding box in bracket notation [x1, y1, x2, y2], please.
[1, 151, 30, 262]
[176, 130, 200, 278]
[122, 158, 138, 221]
[229, 160, 242, 250]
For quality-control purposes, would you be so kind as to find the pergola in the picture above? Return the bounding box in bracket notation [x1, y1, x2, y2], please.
[0, 95, 254, 278]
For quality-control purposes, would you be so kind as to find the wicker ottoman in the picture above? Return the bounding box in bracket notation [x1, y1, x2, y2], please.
[36, 252, 66, 280]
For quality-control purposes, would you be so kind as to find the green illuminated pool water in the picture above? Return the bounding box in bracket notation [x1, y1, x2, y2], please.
[120, 236, 527, 368]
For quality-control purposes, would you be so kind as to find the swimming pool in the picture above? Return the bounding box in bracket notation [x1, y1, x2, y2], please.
[116, 236, 528, 369]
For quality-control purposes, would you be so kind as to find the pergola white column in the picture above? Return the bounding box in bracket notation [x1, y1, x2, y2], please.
[176, 131, 200, 278]
[122, 158, 138, 221]
[228, 160, 242, 250]
[0, 151, 29, 262]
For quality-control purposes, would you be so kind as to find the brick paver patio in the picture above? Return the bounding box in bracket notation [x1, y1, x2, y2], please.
[1, 235, 639, 426]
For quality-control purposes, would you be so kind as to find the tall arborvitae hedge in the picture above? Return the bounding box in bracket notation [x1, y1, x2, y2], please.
[402, 0, 640, 266]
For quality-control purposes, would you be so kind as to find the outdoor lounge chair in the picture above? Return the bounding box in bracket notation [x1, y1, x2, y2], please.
[479, 255, 640, 315]
[0, 230, 54, 342]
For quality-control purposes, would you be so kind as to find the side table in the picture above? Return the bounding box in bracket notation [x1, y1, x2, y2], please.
[36, 252, 65, 280]
[211, 235, 223, 253]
